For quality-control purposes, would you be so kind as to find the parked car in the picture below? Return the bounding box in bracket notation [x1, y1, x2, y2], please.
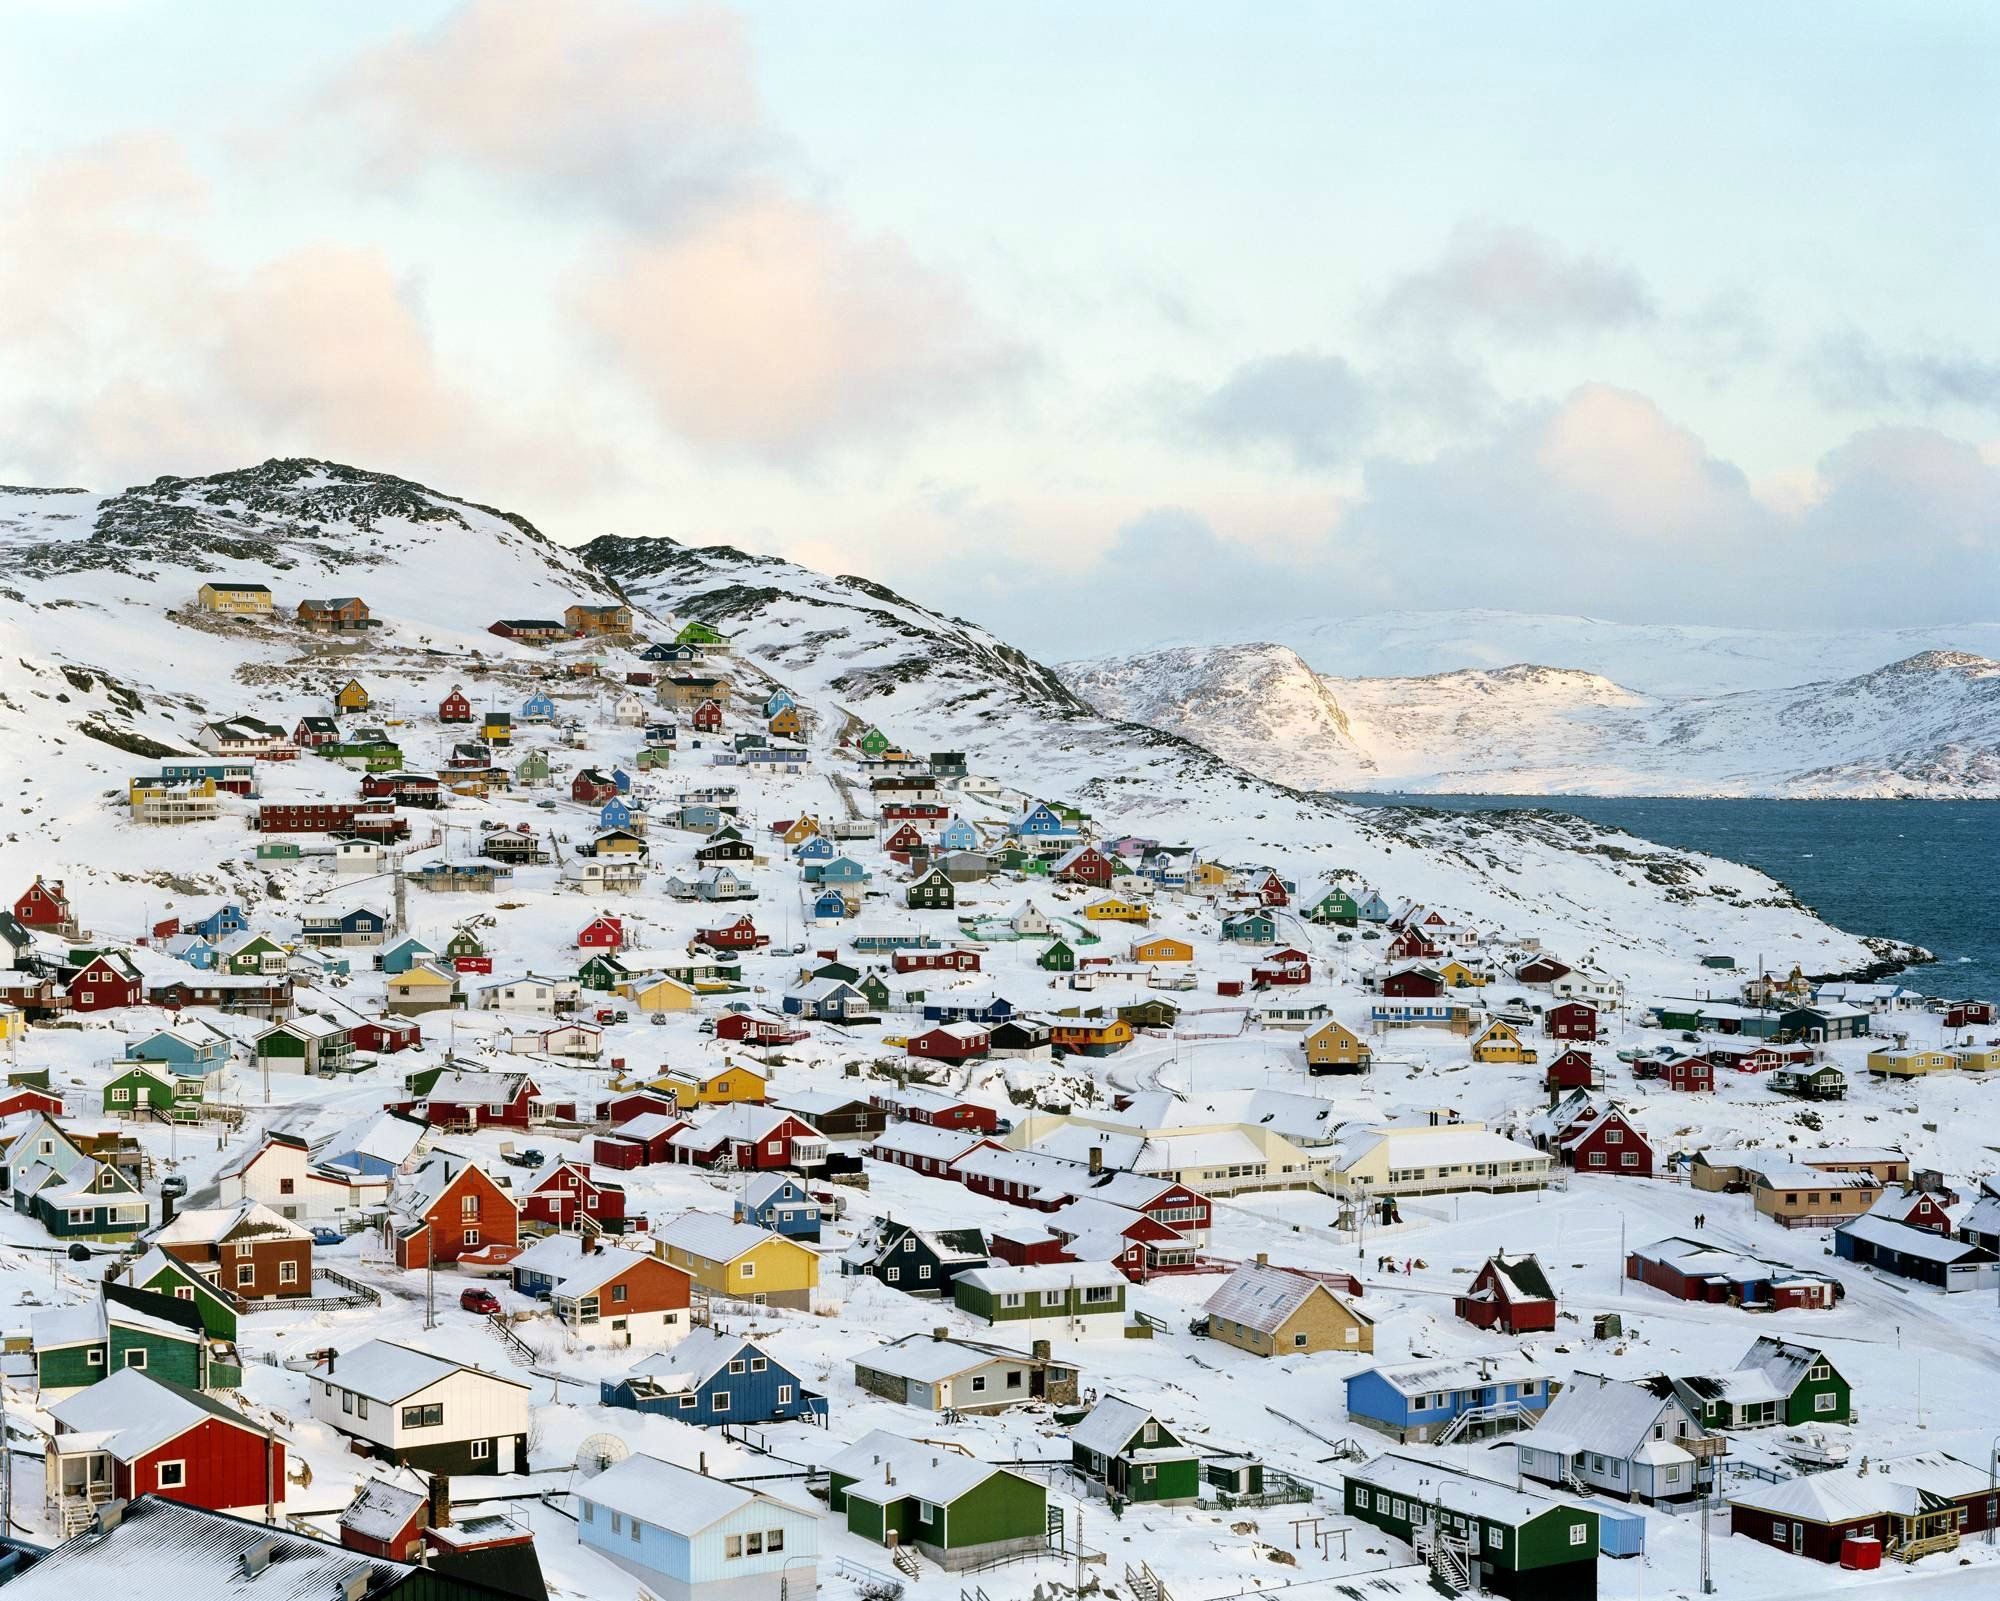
[160, 1175, 189, 1201]
[310, 1226, 345, 1248]
[502, 1147, 546, 1169]
[459, 1287, 502, 1316]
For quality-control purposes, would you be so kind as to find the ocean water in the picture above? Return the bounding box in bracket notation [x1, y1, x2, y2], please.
[1334, 794, 2000, 1005]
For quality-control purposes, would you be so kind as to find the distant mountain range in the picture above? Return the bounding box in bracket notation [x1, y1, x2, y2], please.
[1061, 624, 2000, 798]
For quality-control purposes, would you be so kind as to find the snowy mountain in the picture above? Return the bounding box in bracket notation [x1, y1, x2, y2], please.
[0, 457, 1914, 997]
[1063, 641, 2000, 798]
[1141, 608, 2000, 696]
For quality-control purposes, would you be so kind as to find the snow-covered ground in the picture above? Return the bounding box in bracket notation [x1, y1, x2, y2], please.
[0, 460, 1986, 1601]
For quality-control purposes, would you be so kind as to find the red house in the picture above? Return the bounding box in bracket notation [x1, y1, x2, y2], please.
[1873, 1186, 1955, 1235]
[14, 876, 75, 933]
[422, 1069, 538, 1130]
[599, 1089, 680, 1124]
[351, 1017, 422, 1054]
[1544, 1048, 1598, 1092]
[882, 822, 925, 854]
[669, 1107, 826, 1171]
[1381, 965, 1445, 999]
[906, 1023, 991, 1064]
[593, 1112, 689, 1169]
[1454, 1253, 1558, 1335]
[1660, 1055, 1714, 1093]
[521, 1157, 636, 1234]
[713, 1010, 809, 1045]
[870, 1087, 999, 1133]
[292, 716, 340, 749]
[572, 769, 618, 806]
[1052, 845, 1114, 887]
[438, 687, 474, 723]
[341, 1479, 429, 1562]
[386, 1154, 518, 1269]
[0, 1086, 65, 1118]
[66, 952, 143, 1012]
[1545, 1001, 1598, 1041]
[691, 699, 723, 732]
[1253, 870, 1289, 907]
[1558, 1106, 1654, 1177]
[577, 915, 626, 950]
[696, 915, 769, 951]
[1515, 956, 1572, 986]
[893, 948, 981, 975]
[1252, 947, 1311, 986]
[1386, 928, 1442, 961]
[48, 1368, 285, 1518]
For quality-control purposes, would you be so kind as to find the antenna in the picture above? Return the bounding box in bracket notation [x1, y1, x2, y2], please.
[575, 1434, 629, 1478]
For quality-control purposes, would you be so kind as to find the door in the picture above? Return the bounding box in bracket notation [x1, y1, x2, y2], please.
[498, 1435, 518, 1474]
[1792, 1523, 1804, 1554]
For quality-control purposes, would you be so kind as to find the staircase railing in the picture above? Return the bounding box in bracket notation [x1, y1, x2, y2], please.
[1435, 1398, 1535, 1445]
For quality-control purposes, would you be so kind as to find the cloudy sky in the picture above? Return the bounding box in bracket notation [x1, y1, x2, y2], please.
[3, 1, 1996, 658]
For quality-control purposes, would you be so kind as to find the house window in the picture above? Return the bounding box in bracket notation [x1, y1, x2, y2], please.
[1083, 1285, 1116, 1304]
[87, 1350, 104, 1367]
[1294, 1333, 1309, 1347]
[739, 1262, 755, 1279]
[463, 1228, 481, 1247]
[679, 1395, 697, 1410]
[724, 1536, 742, 1559]
[1142, 1465, 1157, 1483]
[237, 1265, 256, 1288]
[885, 1267, 900, 1283]
[610, 1511, 624, 1535]
[918, 1265, 932, 1281]
[750, 1356, 767, 1372]
[124, 1350, 147, 1370]
[1771, 1522, 1787, 1543]
[917, 1500, 940, 1525]
[1814, 1392, 1837, 1413]
[111, 1089, 130, 1105]
[342, 1391, 355, 1414]
[280, 1178, 296, 1195]
[767, 1528, 785, 1553]
[471, 1439, 491, 1461]
[777, 1385, 793, 1404]
[611, 1284, 627, 1303]
[1569, 1524, 1588, 1546]
[971, 1375, 987, 1393]
[402, 1403, 444, 1429]
[1355, 1489, 1371, 1509]
[713, 1392, 730, 1412]
[1041, 1290, 1065, 1307]
[729, 1359, 747, 1375]
[1488, 1527, 1502, 1548]
[157, 1461, 186, 1489]
[357, 1398, 368, 1420]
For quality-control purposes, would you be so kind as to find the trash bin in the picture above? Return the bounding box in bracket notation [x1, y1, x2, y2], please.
[1840, 1536, 1881, 1570]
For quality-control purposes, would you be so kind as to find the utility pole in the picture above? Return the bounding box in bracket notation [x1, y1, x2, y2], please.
[425, 1247, 437, 1330]
[1700, 1492, 1713, 1594]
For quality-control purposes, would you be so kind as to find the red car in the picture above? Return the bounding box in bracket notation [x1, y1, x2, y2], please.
[459, 1287, 502, 1316]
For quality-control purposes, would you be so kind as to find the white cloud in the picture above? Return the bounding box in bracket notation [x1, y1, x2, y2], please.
[1376, 221, 1655, 342]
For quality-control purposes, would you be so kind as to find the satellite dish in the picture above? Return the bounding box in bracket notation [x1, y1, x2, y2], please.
[576, 1434, 630, 1478]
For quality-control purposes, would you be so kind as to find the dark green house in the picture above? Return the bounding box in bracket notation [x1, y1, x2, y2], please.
[32, 1283, 236, 1400]
[1221, 910, 1277, 944]
[15, 1158, 149, 1240]
[1038, 938, 1077, 973]
[103, 1062, 198, 1119]
[1346, 1453, 1599, 1601]
[1303, 886, 1360, 926]
[953, 1262, 1128, 1332]
[1673, 1337, 1851, 1429]
[906, 868, 956, 910]
[577, 953, 629, 991]
[124, 1247, 239, 1341]
[444, 930, 485, 962]
[828, 1430, 1049, 1570]
[1069, 1396, 1201, 1506]
[857, 970, 893, 1010]
[1117, 999, 1180, 1030]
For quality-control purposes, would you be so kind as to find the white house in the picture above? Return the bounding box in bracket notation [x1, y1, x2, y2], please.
[310, 1340, 530, 1476]
[1515, 1372, 1716, 1504]
[213, 1132, 386, 1222]
[475, 973, 578, 1015]
[576, 1452, 819, 1601]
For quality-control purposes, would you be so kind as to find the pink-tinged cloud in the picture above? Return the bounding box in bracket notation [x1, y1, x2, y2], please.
[328, 0, 767, 220]
[577, 196, 1035, 459]
[1535, 382, 1751, 543]
[1378, 222, 1655, 342]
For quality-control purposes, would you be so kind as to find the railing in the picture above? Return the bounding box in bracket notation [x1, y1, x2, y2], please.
[890, 1546, 920, 1579]
[1435, 1399, 1538, 1446]
[1125, 1559, 1171, 1601]
[830, 1554, 904, 1595]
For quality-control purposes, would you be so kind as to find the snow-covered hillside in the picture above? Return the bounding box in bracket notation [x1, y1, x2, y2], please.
[1063, 641, 2000, 797]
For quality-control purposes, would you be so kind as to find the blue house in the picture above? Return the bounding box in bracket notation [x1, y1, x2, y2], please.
[162, 934, 217, 970]
[1356, 889, 1393, 923]
[764, 689, 796, 717]
[1010, 802, 1079, 841]
[936, 817, 978, 854]
[185, 904, 247, 942]
[645, 722, 677, 744]
[923, 995, 1016, 1026]
[598, 1330, 826, 1428]
[315, 1108, 427, 1178]
[125, 1023, 232, 1081]
[599, 797, 634, 830]
[379, 936, 436, 976]
[734, 1174, 822, 1240]
[804, 855, 869, 886]
[639, 642, 699, 665]
[301, 907, 389, 944]
[783, 979, 866, 1021]
[678, 803, 726, 831]
[1344, 1357, 1552, 1445]
[793, 835, 835, 863]
[812, 890, 851, 920]
[519, 690, 557, 722]
[575, 1451, 821, 1597]
[611, 766, 632, 794]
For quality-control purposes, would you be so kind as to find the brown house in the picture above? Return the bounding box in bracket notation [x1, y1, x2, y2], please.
[149, 1198, 314, 1300]
[565, 602, 634, 635]
[296, 596, 373, 632]
[1203, 1257, 1372, 1357]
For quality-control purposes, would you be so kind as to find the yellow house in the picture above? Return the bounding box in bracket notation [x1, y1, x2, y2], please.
[653, 1062, 769, 1108]
[1303, 1019, 1373, 1072]
[385, 963, 460, 1015]
[1189, 862, 1231, 891]
[1082, 895, 1150, 924]
[769, 706, 802, 740]
[335, 678, 370, 713]
[1952, 1046, 2000, 1072]
[195, 581, 272, 615]
[0, 1003, 23, 1043]
[1471, 1019, 1537, 1064]
[1332, 1122, 1552, 1195]
[1129, 935, 1193, 965]
[621, 974, 696, 1013]
[591, 829, 646, 856]
[1437, 960, 1486, 988]
[782, 815, 822, 846]
[1204, 1258, 1374, 1356]
[1049, 1018, 1134, 1055]
[480, 711, 513, 744]
[1866, 1047, 1956, 1078]
[654, 1214, 818, 1311]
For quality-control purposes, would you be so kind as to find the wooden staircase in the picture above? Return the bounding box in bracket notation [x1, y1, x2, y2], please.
[1125, 1559, 1172, 1601]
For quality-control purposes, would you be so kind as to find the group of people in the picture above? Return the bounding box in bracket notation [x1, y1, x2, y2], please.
[1375, 1255, 1428, 1274]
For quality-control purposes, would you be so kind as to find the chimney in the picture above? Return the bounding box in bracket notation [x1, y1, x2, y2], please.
[161, 1189, 178, 1229]
[1255, 1252, 1268, 1268]
[427, 1472, 452, 1531]
[1088, 1145, 1103, 1175]
[932, 1327, 948, 1342]
[1032, 1339, 1051, 1362]
[699, 1452, 707, 1476]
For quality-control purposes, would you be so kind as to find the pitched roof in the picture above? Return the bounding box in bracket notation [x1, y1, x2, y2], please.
[49, 1367, 265, 1461]
[1069, 1394, 1168, 1459]
[828, 1430, 1023, 1506]
[584, 1453, 809, 1534]
[1204, 1261, 1365, 1334]
[318, 1340, 528, 1403]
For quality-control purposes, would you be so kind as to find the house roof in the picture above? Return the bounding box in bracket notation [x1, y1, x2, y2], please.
[1519, 1374, 1685, 1461]
[1725, 1453, 1988, 1523]
[1481, 1253, 1556, 1303]
[624, 1328, 772, 1392]
[829, 1430, 1021, 1506]
[857, 1332, 1056, 1386]
[1359, 1355, 1548, 1398]
[1836, 1212, 1991, 1263]
[1354, 1452, 1575, 1528]
[510, 1235, 663, 1300]
[1204, 1261, 1364, 1333]
[320, 1340, 527, 1403]
[50, 1367, 264, 1461]
[585, 1453, 809, 1534]
[653, 1210, 792, 1264]
[340, 1476, 428, 1542]
[148, 1199, 310, 1248]
[955, 1261, 1126, 1295]
[1069, 1394, 1166, 1459]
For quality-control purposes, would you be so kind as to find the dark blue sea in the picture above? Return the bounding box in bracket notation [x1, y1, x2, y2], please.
[1333, 794, 2000, 1005]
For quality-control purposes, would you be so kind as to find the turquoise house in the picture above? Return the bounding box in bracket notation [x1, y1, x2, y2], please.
[804, 856, 869, 886]
[520, 690, 558, 722]
[125, 1023, 231, 1082]
[793, 835, 835, 863]
[380, 937, 436, 976]
[937, 817, 978, 853]
[576, 1453, 819, 1601]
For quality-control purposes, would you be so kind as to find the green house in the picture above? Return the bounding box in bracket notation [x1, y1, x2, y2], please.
[125, 1247, 238, 1341]
[102, 1063, 201, 1120]
[953, 1263, 1127, 1331]
[514, 750, 552, 785]
[856, 727, 890, 758]
[828, 1429, 1049, 1570]
[1221, 910, 1277, 944]
[1304, 886, 1360, 926]
[1676, 1338, 1852, 1429]
[1039, 938, 1077, 973]
[857, 971, 892, 1010]
[444, 930, 486, 961]
[255, 841, 301, 860]
[636, 745, 672, 771]
[676, 620, 731, 648]
[1069, 1396, 1201, 1506]
[1345, 1453, 1597, 1601]
[32, 1283, 232, 1400]
[1117, 999, 1179, 1030]
[906, 868, 956, 910]
[220, 933, 286, 976]
[16, 1159, 149, 1240]
[577, 953, 629, 992]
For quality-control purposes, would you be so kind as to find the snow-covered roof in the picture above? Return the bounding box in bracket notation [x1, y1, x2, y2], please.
[955, 1261, 1127, 1295]
[340, 1476, 428, 1542]
[583, 1452, 809, 1534]
[829, 1429, 1019, 1506]
[1521, 1374, 1681, 1460]
[512, 1234, 661, 1299]
[316, 1108, 427, 1167]
[148, 1198, 309, 1247]
[654, 1210, 788, 1263]
[1069, 1394, 1167, 1459]
[1204, 1261, 1364, 1333]
[321, 1339, 527, 1402]
[49, 1366, 263, 1461]
[1836, 1212, 1989, 1263]
[1727, 1451, 1989, 1522]
[856, 1332, 1052, 1385]
[1362, 1355, 1548, 1398]
[1354, 1453, 1577, 1527]
[625, 1327, 767, 1392]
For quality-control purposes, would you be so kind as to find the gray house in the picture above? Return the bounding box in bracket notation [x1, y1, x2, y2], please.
[1514, 1372, 1718, 1505]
